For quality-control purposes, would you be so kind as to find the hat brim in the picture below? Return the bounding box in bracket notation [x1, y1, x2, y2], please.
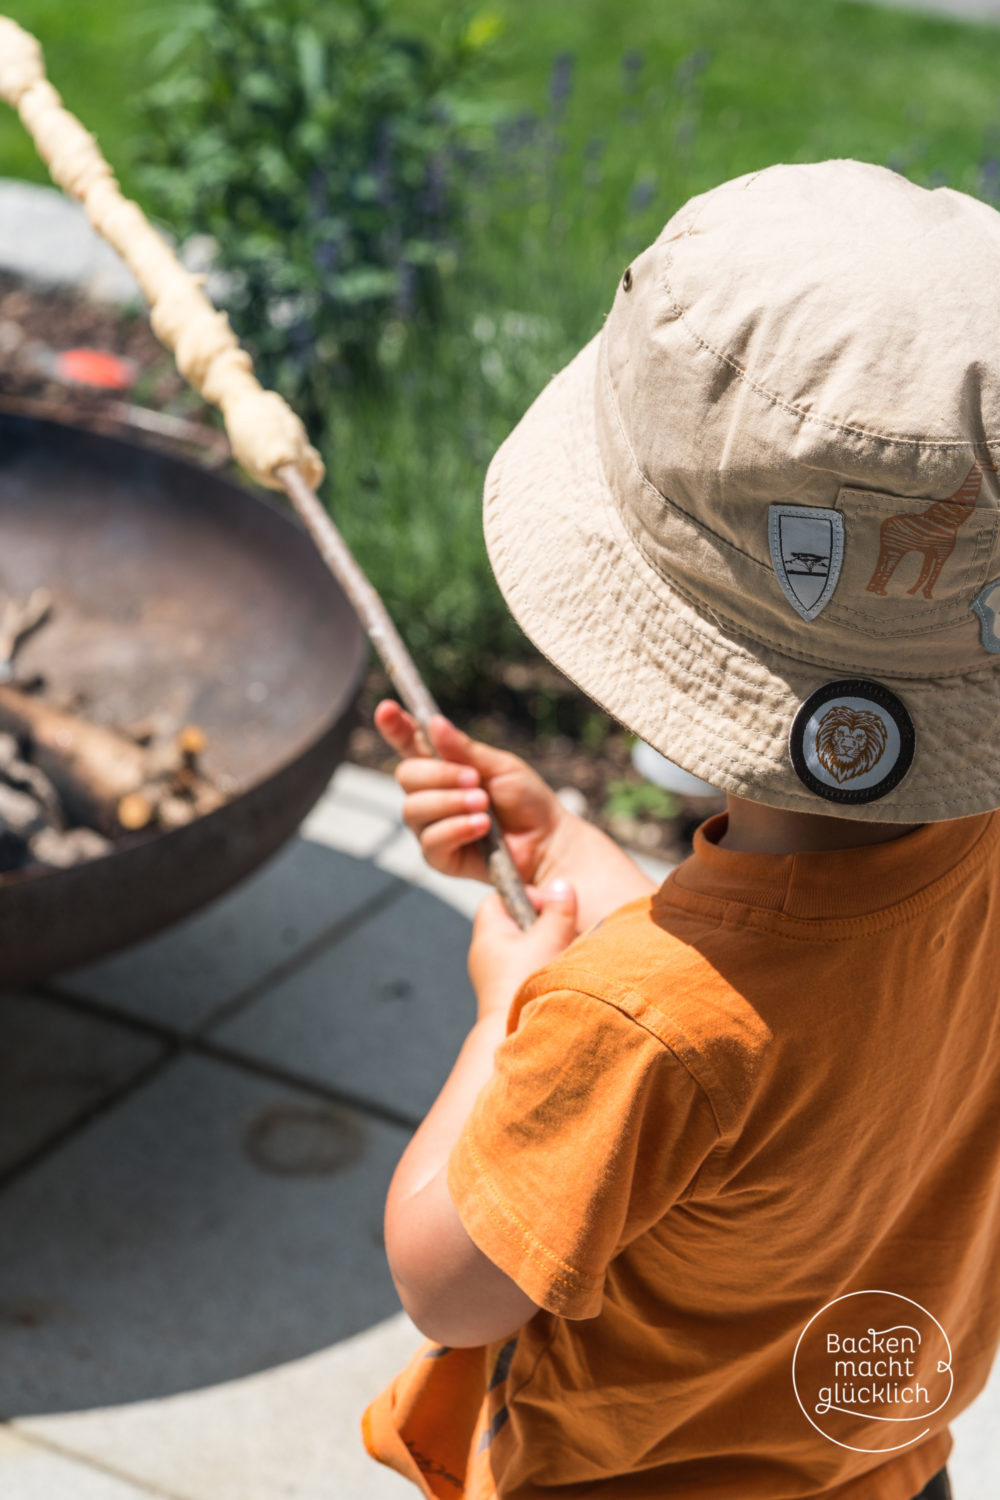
[483, 330, 1000, 821]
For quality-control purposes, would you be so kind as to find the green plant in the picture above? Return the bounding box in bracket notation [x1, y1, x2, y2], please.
[580, 711, 613, 755]
[138, 0, 498, 434]
[603, 778, 681, 822]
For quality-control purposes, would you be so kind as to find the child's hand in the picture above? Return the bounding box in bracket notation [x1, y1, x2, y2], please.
[374, 700, 572, 888]
[468, 880, 578, 1021]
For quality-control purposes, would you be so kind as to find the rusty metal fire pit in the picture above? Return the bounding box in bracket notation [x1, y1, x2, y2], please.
[0, 410, 368, 987]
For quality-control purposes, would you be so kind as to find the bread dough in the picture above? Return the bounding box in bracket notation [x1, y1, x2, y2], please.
[0, 17, 324, 491]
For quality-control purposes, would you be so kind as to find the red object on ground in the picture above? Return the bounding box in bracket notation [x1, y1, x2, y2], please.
[54, 348, 138, 390]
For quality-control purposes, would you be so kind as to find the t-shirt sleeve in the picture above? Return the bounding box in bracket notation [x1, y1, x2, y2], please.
[446, 986, 721, 1320]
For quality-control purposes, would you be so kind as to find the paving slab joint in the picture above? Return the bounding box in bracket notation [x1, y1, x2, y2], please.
[194, 873, 413, 1039]
[7, 1425, 190, 1500]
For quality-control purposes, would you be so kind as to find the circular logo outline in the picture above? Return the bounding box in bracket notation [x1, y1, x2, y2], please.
[789, 678, 915, 804]
[792, 1290, 954, 1454]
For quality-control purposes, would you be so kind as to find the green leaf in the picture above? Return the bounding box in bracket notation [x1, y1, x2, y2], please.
[330, 266, 401, 304]
[295, 25, 326, 102]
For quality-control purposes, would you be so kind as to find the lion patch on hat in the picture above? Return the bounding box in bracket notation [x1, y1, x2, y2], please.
[790, 681, 915, 804]
[814, 705, 888, 785]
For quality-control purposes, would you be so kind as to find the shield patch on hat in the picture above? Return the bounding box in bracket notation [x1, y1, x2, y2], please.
[768, 505, 844, 622]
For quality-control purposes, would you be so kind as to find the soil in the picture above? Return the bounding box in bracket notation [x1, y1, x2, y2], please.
[0, 271, 724, 865]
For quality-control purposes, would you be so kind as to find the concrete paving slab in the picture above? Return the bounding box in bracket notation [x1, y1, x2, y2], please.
[375, 826, 499, 919]
[324, 762, 406, 822]
[0, 1428, 166, 1500]
[299, 794, 398, 861]
[299, 765, 402, 860]
[211, 882, 476, 1122]
[631, 849, 676, 886]
[54, 837, 400, 1033]
[949, 1346, 1000, 1498]
[18, 1314, 422, 1500]
[0, 1052, 409, 1417]
[0, 992, 163, 1178]
[0, 181, 142, 304]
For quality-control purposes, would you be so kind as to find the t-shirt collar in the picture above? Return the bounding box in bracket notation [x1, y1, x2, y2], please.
[666, 811, 996, 920]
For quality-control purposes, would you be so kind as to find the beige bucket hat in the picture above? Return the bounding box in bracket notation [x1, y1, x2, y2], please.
[484, 159, 1000, 821]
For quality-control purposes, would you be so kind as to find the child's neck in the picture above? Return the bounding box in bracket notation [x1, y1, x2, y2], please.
[720, 794, 921, 856]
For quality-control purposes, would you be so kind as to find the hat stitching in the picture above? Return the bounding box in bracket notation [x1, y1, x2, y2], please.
[590, 437, 987, 681]
[493, 344, 1000, 705]
[671, 296, 1000, 450]
[824, 599, 989, 636]
[495, 353, 1000, 701]
[597, 344, 1000, 668]
[656, 237, 1000, 450]
[601, 305, 1000, 644]
[600, 333, 767, 571]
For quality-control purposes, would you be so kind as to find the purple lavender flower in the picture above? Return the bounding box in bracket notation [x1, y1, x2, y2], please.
[622, 50, 644, 94]
[372, 119, 396, 211]
[548, 52, 575, 119]
[420, 151, 448, 225]
[979, 156, 1000, 205]
[673, 49, 712, 92]
[314, 234, 341, 275]
[628, 174, 656, 214]
[583, 135, 604, 190]
[307, 167, 328, 223]
[396, 259, 418, 319]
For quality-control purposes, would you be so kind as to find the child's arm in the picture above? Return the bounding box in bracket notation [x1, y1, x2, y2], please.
[383, 880, 578, 1347]
[375, 702, 656, 931]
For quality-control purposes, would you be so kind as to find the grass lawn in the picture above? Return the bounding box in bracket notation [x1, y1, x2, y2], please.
[4, 0, 1000, 201]
[0, 1, 167, 189]
[6, 0, 1000, 348]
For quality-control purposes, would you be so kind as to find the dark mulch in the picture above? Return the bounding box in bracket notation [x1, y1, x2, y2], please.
[0, 271, 721, 864]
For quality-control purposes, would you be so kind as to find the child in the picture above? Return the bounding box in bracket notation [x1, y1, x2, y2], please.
[361, 159, 1000, 1499]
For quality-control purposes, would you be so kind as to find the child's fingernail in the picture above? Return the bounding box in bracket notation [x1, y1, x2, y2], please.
[464, 789, 488, 810]
[458, 767, 479, 787]
[548, 878, 572, 899]
[469, 812, 491, 833]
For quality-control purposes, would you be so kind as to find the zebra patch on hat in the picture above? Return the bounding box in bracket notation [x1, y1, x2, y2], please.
[866, 462, 991, 601]
[768, 505, 844, 622]
[789, 680, 915, 804]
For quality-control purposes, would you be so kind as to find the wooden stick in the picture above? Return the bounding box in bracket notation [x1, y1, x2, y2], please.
[278, 465, 536, 930]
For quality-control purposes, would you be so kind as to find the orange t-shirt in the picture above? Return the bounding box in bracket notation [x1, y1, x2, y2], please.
[363, 811, 1000, 1498]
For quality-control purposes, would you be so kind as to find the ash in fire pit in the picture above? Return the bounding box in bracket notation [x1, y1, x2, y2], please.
[0, 588, 232, 878]
[0, 728, 111, 872]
